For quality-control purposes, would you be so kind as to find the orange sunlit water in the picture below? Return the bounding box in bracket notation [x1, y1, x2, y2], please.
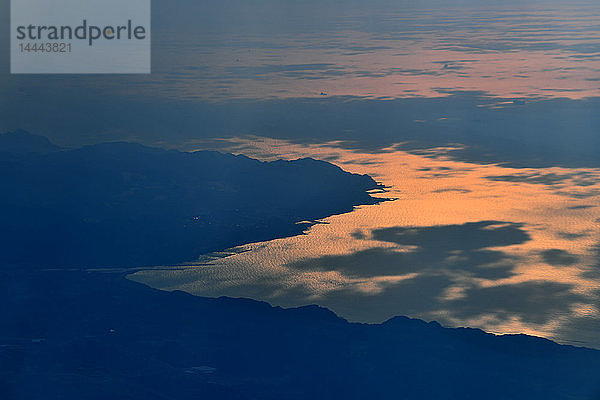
[128, 3, 600, 348]
[72, 3, 600, 101]
[130, 137, 600, 348]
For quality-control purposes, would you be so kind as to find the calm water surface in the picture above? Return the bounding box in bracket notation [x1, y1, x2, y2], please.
[130, 137, 600, 349]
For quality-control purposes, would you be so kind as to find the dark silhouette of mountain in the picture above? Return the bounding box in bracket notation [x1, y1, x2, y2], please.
[2, 134, 599, 399]
[0, 136, 382, 268]
[5, 94, 600, 168]
[1, 270, 599, 400]
[0, 130, 62, 154]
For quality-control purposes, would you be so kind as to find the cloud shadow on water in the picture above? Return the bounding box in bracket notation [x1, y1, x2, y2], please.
[289, 221, 529, 280]
[282, 222, 597, 337]
[540, 249, 580, 266]
[445, 281, 588, 325]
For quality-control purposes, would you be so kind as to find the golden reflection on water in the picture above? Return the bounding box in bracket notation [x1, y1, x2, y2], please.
[130, 137, 600, 348]
[141, 4, 600, 101]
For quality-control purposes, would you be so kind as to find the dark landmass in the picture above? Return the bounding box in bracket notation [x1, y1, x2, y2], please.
[4, 94, 600, 168]
[1, 270, 599, 400]
[0, 129, 62, 154]
[0, 131, 381, 268]
[2, 131, 599, 399]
